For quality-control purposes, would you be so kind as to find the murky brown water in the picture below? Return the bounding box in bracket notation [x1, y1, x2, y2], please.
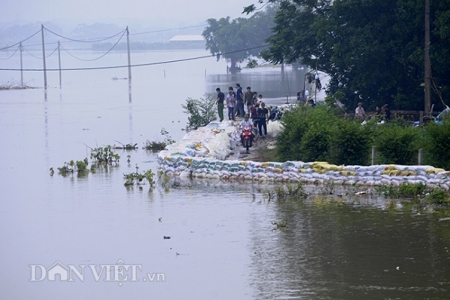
[1, 50, 449, 299]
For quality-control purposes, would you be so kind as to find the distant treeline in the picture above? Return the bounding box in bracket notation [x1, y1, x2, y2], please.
[92, 41, 206, 51]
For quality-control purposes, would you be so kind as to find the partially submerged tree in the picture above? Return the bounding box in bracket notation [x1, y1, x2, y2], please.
[202, 7, 276, 73]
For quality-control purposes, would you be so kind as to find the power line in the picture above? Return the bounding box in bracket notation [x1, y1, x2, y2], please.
[0, 44, 268, 72]
[59, 30, 126, 62]
[0, 45, 20, 60]
[0, 29, 41, 51]
[44, 27, 127, 43]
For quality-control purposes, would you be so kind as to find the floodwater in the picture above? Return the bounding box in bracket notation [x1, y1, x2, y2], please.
[0, 50, 449, 299]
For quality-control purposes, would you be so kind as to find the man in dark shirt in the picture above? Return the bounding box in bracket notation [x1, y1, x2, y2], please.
[215, 88, 225, 122]
[257, 102, 269, 136]
[235, 83, 245, 118]
[245, 86, 253, 115]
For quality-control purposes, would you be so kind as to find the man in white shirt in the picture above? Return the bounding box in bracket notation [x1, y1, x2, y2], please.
[355, 102, 367, 120]
[240, 114, 254, 147]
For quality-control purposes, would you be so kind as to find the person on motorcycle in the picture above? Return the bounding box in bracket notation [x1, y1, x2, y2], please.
[240, 114, 255, 147]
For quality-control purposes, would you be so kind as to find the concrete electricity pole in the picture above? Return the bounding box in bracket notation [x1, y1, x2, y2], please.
[424, 0, 431, 116]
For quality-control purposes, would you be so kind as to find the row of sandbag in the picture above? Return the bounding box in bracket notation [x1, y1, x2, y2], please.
[157, 157, 450, 190]
[157, 119, 449, 190]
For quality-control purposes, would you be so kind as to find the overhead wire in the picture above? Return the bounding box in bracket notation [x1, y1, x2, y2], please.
[0, 44, 269, 72]
[0, 29, 41, 51]
[59, 30, 126, 62]
[44, 27, 127, 43]
[0, 45, 20, 60]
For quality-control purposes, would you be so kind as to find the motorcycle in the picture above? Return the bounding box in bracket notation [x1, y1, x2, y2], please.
[241, 125, 253, 153]
[269, 106, 283, 121]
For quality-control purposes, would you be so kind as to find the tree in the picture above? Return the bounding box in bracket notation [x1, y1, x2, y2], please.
[251, 0, 450, 112]
[202, 7, 276, 73]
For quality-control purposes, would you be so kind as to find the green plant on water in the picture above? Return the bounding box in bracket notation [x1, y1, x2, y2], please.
[90, 145, 120, 165]
[275, 183, 307, 200]
[286, 182, 307, 197]
[376, 185, 399, 197]
[377, 183, 427, 198]
[56, 158, 89, 176]
[123, 168, 156, 188]
[426, 189, 450, 205]
[398, 183, 426, 197]
[272, 220, 287, 231]
[275, 186, 286, 199]
[144, 128, 176, 151]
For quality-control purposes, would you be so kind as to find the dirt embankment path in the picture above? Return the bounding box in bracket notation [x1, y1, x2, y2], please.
[229, 134, 277, 162]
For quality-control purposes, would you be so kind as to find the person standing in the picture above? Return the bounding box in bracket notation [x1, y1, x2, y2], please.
[355, 102, 367, 120]
[381, 104, 391, 121]
[252, 92, 259, 106]
[257, 102, 269, 137]
[235, 83, 245, 118]
[226, 88, 236, 121]
[215, 88, 225, 122]
[245, 86, 253, 115]
[251, 102, 259, 133]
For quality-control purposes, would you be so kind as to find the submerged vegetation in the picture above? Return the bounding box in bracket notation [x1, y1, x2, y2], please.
[144, 128, 176, 151]
[123, 165, 156, 188]
[54, 145, 121, 177]
[57, 159, 89, 176]
[90, 145, 120, 165]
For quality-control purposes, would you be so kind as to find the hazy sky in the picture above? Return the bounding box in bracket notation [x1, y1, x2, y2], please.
[3, 0, 257, 26]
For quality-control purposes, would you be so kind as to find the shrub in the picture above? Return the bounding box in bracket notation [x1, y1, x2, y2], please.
[182, 94, 217, 130]
[330, 118, 372, 165]
[426, 189, 450, 205]
[423, 121, 450, 170]
[276, 105, 339, 162]
[372, 122, 422, 165]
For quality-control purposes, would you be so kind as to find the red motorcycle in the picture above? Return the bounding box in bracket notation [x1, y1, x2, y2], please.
[241, 125, 253, 153]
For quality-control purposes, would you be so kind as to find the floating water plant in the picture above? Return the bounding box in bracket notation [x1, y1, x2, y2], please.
[144, 128, 175, 151]
[56, 159, 89, 176]
[272, 220, 287, 231]
[90, 145, 120, 165]
[113, 141, 138, 150]
[123, 165, 156, 187]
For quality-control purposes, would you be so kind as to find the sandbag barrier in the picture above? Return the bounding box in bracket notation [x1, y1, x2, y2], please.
[157, 113, 450, 191]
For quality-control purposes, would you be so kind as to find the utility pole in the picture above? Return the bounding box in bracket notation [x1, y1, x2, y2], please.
[19, 42, 23, 87]
[126, 26, 132, 84]
[58, 41, 62, 88]
[424, 0, 431, 116]
[41, 24, 47, 89]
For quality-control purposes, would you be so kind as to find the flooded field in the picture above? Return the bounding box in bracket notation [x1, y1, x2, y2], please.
[0, 50, 449, 299]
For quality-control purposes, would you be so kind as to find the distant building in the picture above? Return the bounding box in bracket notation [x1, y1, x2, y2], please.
[168, 35, 205, 49]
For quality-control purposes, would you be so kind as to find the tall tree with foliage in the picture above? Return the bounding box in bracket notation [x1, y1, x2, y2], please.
[202, 7, 276, 73]
[249, 0, 450, 112]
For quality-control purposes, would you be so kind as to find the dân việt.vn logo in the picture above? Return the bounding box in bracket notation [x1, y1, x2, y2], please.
[29, 260, 165, 286]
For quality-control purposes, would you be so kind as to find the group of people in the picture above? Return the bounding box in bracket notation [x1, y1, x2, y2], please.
[355, 102, 391, 121]
[215, 84, 271, 143]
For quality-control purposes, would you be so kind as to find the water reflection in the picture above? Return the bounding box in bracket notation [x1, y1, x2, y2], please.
[248, 198, 450, 299]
